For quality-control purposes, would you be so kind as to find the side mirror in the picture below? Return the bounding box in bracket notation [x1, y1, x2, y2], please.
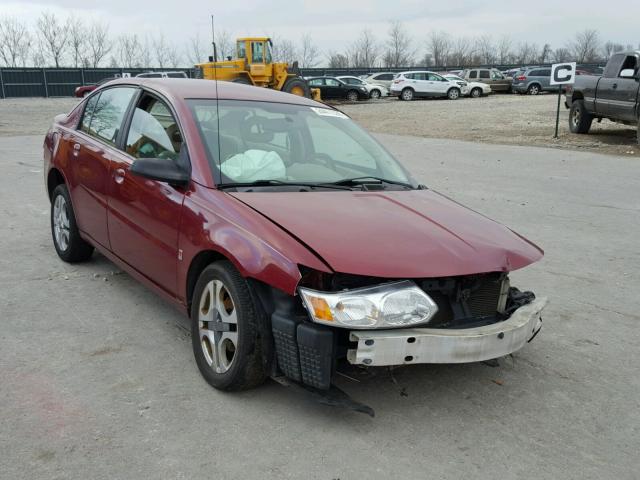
[130, 157, 190, 187]
[620, 69, 636, 78]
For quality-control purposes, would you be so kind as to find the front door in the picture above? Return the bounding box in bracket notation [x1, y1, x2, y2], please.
[604, 54, 639, 121]
[107, 92, 187, 295]
[66, 87, 137, 248]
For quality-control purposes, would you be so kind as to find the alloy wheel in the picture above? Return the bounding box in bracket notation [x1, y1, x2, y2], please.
[53, 194, 70, 252]
[198, 279, 238, 373]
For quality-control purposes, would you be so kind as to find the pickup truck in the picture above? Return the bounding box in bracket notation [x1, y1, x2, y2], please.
[565, 50, 640, 143]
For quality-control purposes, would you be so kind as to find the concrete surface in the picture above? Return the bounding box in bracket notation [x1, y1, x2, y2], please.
[1, 132, 639, 480]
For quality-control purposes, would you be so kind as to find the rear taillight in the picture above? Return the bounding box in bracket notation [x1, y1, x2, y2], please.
[516, 75, 526, 81]
[393, 79, 402, 84]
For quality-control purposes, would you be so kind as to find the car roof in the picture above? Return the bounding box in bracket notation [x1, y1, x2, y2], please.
[100, 78, 321, 107]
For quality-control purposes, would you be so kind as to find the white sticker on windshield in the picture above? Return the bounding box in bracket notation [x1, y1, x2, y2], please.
[311, 107, 348, 119]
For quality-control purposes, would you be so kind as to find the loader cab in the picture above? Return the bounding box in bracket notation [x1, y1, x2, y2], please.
[236, 38, 273, 78]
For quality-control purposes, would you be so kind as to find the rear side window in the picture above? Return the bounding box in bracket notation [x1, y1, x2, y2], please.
[479, 70, 490, 79]
[378, 74, 394, 80]
[86, 87, 137, 146]
[167, 72, 187, 78]
[308, 78, 324, 86]
[325, 78, 341, 86]
[469, 70, 478, 79]
[80, 93, 100, 134]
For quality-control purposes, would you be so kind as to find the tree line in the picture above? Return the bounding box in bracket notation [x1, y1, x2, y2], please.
[0, 13, 637, 70]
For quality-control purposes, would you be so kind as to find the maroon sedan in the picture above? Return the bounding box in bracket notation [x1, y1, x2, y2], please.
[44, 78, 546, 392]
[73, 76, 117, 97]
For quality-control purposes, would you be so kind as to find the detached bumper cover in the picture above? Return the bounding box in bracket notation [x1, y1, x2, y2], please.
[347, 297, 547, 366]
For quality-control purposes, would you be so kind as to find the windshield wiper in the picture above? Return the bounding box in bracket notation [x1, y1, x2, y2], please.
[326, 176, 414, 189]
[216, 179, 352, 191]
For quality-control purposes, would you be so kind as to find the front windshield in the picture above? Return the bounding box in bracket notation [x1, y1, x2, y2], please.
[188, 99, 414, 188]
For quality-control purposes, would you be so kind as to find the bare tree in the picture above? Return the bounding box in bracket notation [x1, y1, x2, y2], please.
[449, 36, 473, 66]
[85, 22, 112, 68]
[166, 45, 182, 68]
[215, 30, 233, 60]
[553, 47, 572, 62]
[37, 12, 70, 67]
[271, 36, 298, 64]
[475, 34, 495, 64]
[602, 41, 624, 59]
[327, 51, 349, 68]
[153, 33, 171, 68]
[32, 45, 47, 68]
[497, 35, 513, 64]
[570, 29, 601, 62]
[427, 31, 450, 67]
[117, 34, 141, 68]
[187, 34, 204, 65]
[539, 43, 552, 63]
[0, 16, 32, 67]
[139, 36, 153, 67]
[350, 29, 378, 68]
[67, 16, 87, 67]
[515, 41, 538, 64]
[383, 21, 414, 68]
[300, 33, 320, 68]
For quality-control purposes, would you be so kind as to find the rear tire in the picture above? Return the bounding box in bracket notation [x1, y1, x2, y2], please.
[569, 100, 593, 134]
[447, 87, 460, 100]
[191, 261, 268, 391]
[400, 88, 414, 101]
[50, 184, 94, 263]
[527, 83, 541, 95]
[282, 77, 311, 98]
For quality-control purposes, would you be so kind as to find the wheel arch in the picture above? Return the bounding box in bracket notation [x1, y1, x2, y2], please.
[47, 167, 66, 200]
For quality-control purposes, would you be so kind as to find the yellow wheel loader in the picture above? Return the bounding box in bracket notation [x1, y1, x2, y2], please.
[195, 37, 321, 101]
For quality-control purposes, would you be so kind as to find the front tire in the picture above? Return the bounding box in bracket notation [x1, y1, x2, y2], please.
[346, 90, 359, 102]
[470, 87, 482, 98]
[191, 261, 268, 391]
[369, 89, 381, 99]
[282, 77, 311, 98]
[569, 100, 593, 134]
[447, 87, 460, 100]
[51, 184, 94, 263]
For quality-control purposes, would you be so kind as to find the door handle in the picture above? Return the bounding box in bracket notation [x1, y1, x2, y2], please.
[114, 168, 125, 184]
[612, 83, 618, 89]
[72, 143, 80, 156]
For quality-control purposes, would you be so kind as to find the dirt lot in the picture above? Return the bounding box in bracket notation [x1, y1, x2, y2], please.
[339, 94, 640, 157]
[1, 94, 638, 157]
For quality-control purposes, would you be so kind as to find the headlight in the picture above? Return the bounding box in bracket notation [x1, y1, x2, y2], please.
[298, 280, 438, 329]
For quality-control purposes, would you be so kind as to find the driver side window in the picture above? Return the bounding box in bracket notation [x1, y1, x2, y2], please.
[126, 95, 183, 160]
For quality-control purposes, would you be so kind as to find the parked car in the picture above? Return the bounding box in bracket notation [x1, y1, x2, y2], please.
[337, 75, 389, 99]
[565, 50, 639, 142]
[44, 77, 545, 393]
[462, 68, 512, 92]
[443, 74, 491, 98]
[136, 71, 188, 79]
[511, 67, 554, 95]
[391, 71, 467, 100]
[362, 72, 396, 89]
[74, 76, 118, 97]
[306, 76, 368, 101]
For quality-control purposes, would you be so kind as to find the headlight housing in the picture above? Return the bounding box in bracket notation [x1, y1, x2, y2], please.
[298, 281, 438, 329]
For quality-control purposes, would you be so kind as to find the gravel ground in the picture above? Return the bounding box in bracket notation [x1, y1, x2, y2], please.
[1, 94, 638, 157]
[340, 94, 640, 157]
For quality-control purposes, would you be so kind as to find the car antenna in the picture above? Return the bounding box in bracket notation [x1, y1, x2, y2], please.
[211, 14, 222, 183]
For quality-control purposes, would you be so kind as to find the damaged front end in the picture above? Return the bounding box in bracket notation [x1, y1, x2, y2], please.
[269, 269, 546, 391]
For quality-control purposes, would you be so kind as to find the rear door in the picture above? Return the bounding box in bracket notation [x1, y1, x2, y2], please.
[324, 78, 344, 99]
[597, 54, 639, 120]
[66, 86, 137, 248]
[107, 91, 187, 294]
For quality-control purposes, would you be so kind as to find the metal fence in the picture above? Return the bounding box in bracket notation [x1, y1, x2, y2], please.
[0, 64, 605, 98]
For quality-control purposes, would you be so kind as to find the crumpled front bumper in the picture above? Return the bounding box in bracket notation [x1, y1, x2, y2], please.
[347, 297, 547, 366]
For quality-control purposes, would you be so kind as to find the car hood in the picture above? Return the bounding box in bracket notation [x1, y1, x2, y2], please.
[229, 190, 543, 278]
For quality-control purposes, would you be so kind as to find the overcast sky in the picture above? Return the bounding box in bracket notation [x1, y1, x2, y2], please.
[3, 0, 639, 59]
